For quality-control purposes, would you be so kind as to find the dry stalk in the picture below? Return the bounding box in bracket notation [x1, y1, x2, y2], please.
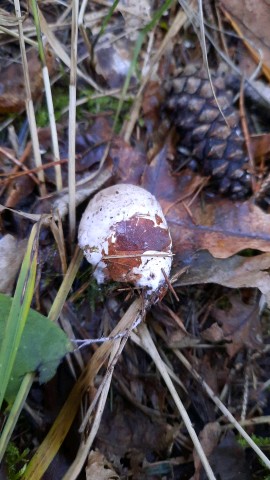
[30, 1, 63, 191]
[63, 336, 129, 480]
[122, 8, 187, 142]
[131, 323, 217, 480]
[41, 59, 63, 190]
[61, 299, 144, 480]
[22, 298, 143, 480]
[13, 0, 46, 196]
[68, 0, 79, 242]
[39, 8, 103, 91]
[173, 348, 270, 469]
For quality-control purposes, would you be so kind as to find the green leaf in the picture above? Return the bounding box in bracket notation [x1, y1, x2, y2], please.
[0, 294, 72, 404]
[0, 222, 40, 409]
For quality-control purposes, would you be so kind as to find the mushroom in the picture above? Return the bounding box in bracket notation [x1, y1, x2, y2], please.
[78, 184, 172, 300]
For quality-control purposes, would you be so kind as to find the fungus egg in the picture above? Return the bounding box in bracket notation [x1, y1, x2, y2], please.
[78, 184, 172, 298]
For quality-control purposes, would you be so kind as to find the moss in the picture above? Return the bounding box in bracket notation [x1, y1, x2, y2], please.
[238, 434, 270, 449]
[36, 88, 69, 127]
[36, 84, 133, 132]
[80, 88, 133, 133]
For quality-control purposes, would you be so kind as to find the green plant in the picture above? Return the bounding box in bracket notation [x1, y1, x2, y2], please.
[5, 443, 29, 480]
[237, 434, 270, 479]
[238, 433, 270, 449]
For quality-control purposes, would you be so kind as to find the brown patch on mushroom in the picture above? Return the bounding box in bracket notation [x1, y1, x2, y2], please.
[103, 215, 171, 283]
[111, 216, 171, 252]
[105, 248, 143, 283]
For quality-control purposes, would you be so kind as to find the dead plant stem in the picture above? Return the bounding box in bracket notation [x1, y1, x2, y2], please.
[174, 348, 270, 469]
[133, 324, 217, 480]
[14, 0, 46, 196]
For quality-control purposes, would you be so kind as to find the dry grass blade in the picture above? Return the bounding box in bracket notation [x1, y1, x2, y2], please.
[40, 64, 63, 190]
[13, 0, 46, 196]
[0, 24, 37, 46]
[0, 8, 24, 26]
[38, 9, 72, 69]
[68, 0, 79, 242]
[132, 323, 217, 480]
[179, 0, 230, 128]
[78, 0, 92, 53]
[30, 0, 63, 191]
[123, 8, 187, 142]
[49, 215, 67, 274]
[222, 415, 270, 431]
[51, 166, 112, 219]
[63, 334, 131, 480]
[173, 349, 270, 470]
[38, 7, 103, 90]
[22, 298, 143, 480]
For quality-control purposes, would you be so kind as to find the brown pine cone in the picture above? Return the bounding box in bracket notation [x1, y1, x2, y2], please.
[166, 65, 251, 198]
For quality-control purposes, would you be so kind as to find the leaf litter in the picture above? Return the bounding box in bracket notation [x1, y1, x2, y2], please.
[1, 1, 270, 479]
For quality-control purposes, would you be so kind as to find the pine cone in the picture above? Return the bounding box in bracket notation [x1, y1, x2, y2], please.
[166, 66, 251, 198]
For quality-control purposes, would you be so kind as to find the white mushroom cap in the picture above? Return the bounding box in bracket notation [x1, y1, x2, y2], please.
[78, 184, 172, 297]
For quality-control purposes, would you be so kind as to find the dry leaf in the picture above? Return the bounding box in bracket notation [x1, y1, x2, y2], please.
[5, 175, 35, 209]
[251, 132, 270, 158]
[94, 33, 136, 88]
[168, 329, 199, 348]
[199, 432, 251, 480]
[212, 294, 263, 357]
[168, 198, 270, 258]
[141, 147, 270, 259]
[141, 147, 204, 207]
[118, 0, 152, 41]
[97, 406, 173, 459]
[220, 0, 270, 78]
[0, 234, 27, 294]
[172, 250, 270, 306]
[0, 47, 56, 113]
[192, 422, 221, 480]
[91, 0, 152, 86]
[86, 451, 119, 480]
[201, 323, 225, 343]
[112, 137, 146, 185]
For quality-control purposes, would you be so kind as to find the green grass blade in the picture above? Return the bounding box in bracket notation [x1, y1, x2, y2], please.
[93, 0, 120, 49]
[0, 222, 40, 409]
